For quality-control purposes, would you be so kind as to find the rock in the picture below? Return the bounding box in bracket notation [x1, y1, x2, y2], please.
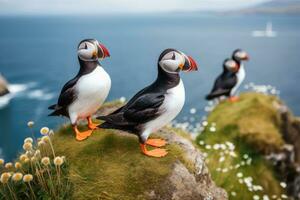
[146, 129, 227, 200]
[272, 102, 300, 199]
[53, 103, 228, 200]
[0, 73, 9, 97]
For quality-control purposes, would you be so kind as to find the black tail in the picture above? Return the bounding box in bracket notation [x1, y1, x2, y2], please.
[98, 122, 116, 129]
[48, 104, 57, 110]
[205, 94, 214, 100]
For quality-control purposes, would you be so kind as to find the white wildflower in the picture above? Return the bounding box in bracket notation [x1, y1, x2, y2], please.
[263, 195, 269, 200]
[219, 156, 225, 162]
[280, 182, 287, 188]
[24, 137, 33, 144]
[243, 154, 249, 159]
[209, 127, 216, 132]
[190, 108, 197, 114]
[40, 127, 49, 135]
[231, 192, 237, 196]
[119, 96, 126, 103]
[237, 172, 243, 178]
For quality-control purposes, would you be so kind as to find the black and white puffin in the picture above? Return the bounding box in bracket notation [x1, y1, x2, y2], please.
[206, 49, 249, 102]
[230, 49, 249, 101]
[206, 58, 239, 101]
[49, 39, 111, 141]
[97, 49, 198, 157]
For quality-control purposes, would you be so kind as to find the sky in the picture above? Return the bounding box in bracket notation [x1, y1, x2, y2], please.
[0, 0, 271, 15]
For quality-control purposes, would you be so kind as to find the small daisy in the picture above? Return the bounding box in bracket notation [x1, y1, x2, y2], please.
[24, 137, 33, 144]
[19, 154, 28, 162]
[14, 162, 22, 169]
[5, 162, 13, 169]
[27, 121, 34, 128]
[23, 174, 33, 183]
[40, 127, 50, 135]
[54, 156, 64, 166]
[0, 158, 4, 166]
[41, 157, 50, 166]
[41, 136, 50, 143]
[23, 142, 33, 151]
[12, 173, 23, 182]
[0, 172, 11, 183]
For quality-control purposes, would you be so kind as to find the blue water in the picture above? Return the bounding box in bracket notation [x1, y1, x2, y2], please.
[0, 14, 300, 160]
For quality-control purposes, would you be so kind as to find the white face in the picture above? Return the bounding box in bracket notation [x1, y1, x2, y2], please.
[78, 40, 98, 61]
[159, 51, 185, 73]
[224, 59, 238, 72]
[234, 50, 248, 61]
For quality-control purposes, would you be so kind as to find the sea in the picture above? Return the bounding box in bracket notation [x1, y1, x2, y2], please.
[0, 13, 299, 160]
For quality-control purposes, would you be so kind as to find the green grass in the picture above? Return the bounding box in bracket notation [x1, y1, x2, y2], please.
[196, 92, 287, 200]
[52, 125, 189, 200]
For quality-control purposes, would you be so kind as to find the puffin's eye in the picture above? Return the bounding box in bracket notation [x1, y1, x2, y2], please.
[172, 52, 176, 60]
[84, 43, 88, 49]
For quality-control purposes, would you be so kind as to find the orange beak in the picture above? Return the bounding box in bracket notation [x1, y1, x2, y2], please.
[98, 43, 110, 58]
[187, 56, 198, 71]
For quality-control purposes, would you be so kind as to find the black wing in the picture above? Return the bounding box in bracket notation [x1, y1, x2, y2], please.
[57, 77, 78, 107]
[124, 93, 165, 123]
[48, 77, 79, 116]
[98, 92, 165, 126]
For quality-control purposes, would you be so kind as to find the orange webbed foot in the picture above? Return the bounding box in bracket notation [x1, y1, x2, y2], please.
[75, 130, 92, 141]
[229, 96, 239, 102]
[73, 125, 92, 141]
[87, 117, 99, 130]
[140, 144, 168, 158]
[88, 123, 99, 130]
[146, 139, 167, 147]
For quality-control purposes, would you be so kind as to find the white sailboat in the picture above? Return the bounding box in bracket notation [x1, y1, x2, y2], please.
[252, 22, 277, 38]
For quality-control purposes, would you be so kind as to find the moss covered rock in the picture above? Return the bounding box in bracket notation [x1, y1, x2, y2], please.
[51, 103, 227, 200]
[196, 92, 298, 200]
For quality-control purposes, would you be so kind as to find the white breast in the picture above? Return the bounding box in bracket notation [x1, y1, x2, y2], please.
[141, 79, 185, 141]
[231, 64, 245, 96]
[68, 66, 111, 124]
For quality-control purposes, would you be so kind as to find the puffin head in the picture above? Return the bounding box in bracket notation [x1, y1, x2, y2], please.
[223, 58, 239, 73]
[232, 49, 249, 62]
[77, 39, 110, 61]
[158, 49, 198, 74]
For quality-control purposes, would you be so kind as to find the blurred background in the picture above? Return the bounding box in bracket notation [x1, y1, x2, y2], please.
[0, 0, 299, 161]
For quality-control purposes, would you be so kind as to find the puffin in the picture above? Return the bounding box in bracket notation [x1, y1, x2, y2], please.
[49, 39, 111, 141]
[206, 49, 249, 102]
[205, 58, 239, 101]
[230, 49, 249, 101]
[97, 49, 198, 158]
